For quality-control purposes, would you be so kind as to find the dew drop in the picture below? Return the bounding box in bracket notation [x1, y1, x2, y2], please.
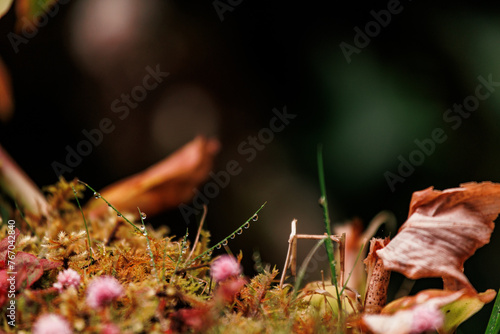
[143, 232, 147, 236]
[216, 244, 222, 250]
[117, 213, 122, 217]
[207, 251, 212, 257]
[222, 240, 228, 246]
[244, 222, 250, 229]
[141, 212, 147, 219]
[237, 228, 243, 235]
[93, 192, 101, 199]
[140, 225, 145, 231]
[230, 234, 236, 239]
[252, 214, 258, 221]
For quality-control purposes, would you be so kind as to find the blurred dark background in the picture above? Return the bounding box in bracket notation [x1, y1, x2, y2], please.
[1, 1, 500, 331]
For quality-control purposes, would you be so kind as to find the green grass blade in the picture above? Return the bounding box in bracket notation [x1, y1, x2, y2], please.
[485, 290, 500, 334]
[317, 145, 341, 307]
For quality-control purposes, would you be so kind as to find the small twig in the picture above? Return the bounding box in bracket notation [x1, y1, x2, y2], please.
[279, 219, 344, 289]
[280, 219, 297, 288]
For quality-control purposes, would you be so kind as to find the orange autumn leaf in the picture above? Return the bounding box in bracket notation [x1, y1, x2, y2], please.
[377, 182, 500, 292]
[86, 136, 219, 219]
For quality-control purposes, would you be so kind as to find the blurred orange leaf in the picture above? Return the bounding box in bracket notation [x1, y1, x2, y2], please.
[0, 57, 14, 122]
[377, 182, 500, 292]
[15, 0, 58, 29]
[86, 136, 219, 219]
[0, 144, 50, 217]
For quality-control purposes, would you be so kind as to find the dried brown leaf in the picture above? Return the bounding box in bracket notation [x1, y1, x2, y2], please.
[86, 136, 219, 219]
[377, 182, 500, 291]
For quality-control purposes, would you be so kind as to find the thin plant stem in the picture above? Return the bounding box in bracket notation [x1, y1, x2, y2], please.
[186, 204, 207, 262]
[292, 238, 326, 299]
[72, 185, 94, 262]
[138, 207, 159, 283]
[187, 202, 267, 266]
[339, 242, 365, 296]
[78, 181, 142, 233]
[169, 229, 189, 285]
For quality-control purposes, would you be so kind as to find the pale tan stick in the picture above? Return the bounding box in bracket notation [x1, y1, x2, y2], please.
[280, 219, 344, 289]
[280, 219, 297, 288]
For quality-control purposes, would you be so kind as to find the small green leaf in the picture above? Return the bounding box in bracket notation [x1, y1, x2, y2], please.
[440, 290, 496, 334]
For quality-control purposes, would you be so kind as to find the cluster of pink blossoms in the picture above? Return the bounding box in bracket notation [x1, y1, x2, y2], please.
[53, 268, 81, 293]
[210, 255, 242, 282]
[32, 313, 72, 334]
[86, 276, 125, 309]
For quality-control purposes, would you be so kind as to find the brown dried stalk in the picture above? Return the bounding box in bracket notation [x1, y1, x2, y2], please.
[363, 237, 391, 314]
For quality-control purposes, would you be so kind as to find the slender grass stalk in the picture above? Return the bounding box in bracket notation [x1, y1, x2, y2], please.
[169, 229, 189, 284]
[187, 202, 267, 266]
[14, 201, 37, 237]
[292, 238, 326, 299]
[78, 181, 142, 233]
[339, 242, 365, 297]
[138, 207, 159, 283]
[485, 290, 500, 334]
[317, 145, 342, 317]
[186, 204, 207, 262]
[71, 185, 94, 263]
[161, 238, 170, 281]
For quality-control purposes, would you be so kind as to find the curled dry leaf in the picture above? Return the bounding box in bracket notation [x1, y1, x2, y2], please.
[377, 182, 500, 292]
[86, 136, 219, 219]
[362, 288, 496, 334]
